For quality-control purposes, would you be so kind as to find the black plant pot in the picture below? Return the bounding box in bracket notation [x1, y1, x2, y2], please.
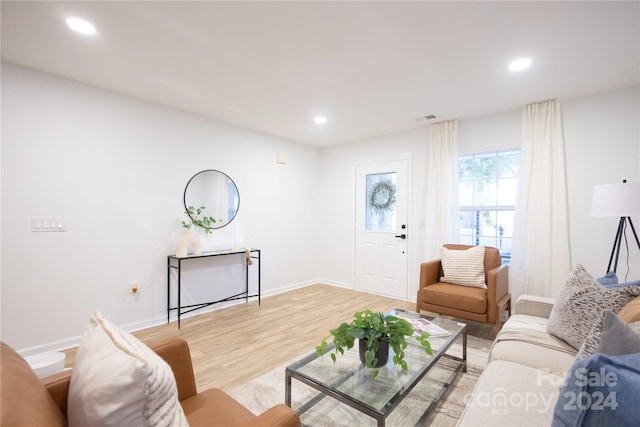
[358, 339, 389, 368]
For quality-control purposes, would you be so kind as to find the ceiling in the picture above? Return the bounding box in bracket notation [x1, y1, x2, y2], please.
[2, 1, 638, 147]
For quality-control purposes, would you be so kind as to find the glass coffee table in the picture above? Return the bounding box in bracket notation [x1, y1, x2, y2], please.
[285, 309, 467, 427]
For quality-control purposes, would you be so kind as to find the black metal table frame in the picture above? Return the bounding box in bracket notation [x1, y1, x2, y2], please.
[167, 249, 261, 328]
[285, 315, 466, 427]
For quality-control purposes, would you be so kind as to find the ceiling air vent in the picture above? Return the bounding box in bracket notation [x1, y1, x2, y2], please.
[415, 114, 437, 121]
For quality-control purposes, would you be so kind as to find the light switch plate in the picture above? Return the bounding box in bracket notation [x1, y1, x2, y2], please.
[32, 217, 65, 232]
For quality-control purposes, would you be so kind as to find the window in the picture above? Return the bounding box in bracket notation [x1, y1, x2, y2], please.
[365, 172, 397, 232]
[458, 149, 520, 264]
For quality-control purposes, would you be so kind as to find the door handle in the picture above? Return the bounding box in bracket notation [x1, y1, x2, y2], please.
[395, 234, 407, 239]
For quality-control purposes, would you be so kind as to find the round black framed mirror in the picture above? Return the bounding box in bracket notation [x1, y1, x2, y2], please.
[183, 170, 240, 230]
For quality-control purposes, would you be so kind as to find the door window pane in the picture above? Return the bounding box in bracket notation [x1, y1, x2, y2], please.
[365, 172, 397, 232]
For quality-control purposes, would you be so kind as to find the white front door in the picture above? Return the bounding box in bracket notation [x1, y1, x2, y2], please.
[355, 159, 409, 299]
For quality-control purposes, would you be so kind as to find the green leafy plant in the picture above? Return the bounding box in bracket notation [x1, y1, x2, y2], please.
[316, 309, 433, 379]
[182, 206, 217, 234]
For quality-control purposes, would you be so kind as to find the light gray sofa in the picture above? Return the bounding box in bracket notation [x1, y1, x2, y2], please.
[457, 293, 640, 426]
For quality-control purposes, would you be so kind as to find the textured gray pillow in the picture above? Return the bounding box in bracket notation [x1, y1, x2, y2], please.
[547, 264, 640, 351]
[575, 314, 605, 360]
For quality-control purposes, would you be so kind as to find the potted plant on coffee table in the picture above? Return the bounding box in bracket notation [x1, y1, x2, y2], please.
[315, 309, 433, 379]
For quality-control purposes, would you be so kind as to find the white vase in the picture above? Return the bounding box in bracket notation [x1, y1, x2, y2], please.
[175, 229, 202, 257]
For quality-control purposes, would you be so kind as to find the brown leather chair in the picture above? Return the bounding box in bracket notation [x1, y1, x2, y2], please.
[416, 244, 509, 335]
[1, 337, 300, 427]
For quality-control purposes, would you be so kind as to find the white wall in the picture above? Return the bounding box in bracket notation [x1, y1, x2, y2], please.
[457, 109, 522, 155]
[1, 63, 321, 352]
[319, 86, 640, 300]
[563, 87, 640, 281]
[2, 62, 638, 354]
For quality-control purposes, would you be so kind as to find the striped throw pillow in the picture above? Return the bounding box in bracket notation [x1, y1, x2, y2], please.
[440, 246, 487, 288]
[68, 312, 189, 427]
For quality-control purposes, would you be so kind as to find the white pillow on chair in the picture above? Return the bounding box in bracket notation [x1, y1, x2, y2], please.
[440, 246, 487, 288]
[68, 311, 189, 427]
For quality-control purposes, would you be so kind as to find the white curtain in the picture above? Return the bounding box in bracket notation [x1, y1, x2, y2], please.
[424, 120, 460, 261]
[510, 99, 571, 299]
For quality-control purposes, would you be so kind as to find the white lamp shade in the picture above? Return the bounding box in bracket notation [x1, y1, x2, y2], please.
[591, 182, 640, 217]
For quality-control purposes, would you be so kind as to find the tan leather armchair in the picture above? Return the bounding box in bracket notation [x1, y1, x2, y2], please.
[1, 337, 300, 427]
[416, 244, 509, 335]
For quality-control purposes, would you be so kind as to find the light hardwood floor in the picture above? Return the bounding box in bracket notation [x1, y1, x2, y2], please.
[62, 284, 494, 392]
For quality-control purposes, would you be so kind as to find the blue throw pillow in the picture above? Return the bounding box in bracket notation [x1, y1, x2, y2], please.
[551, 352, 640, 427]
[596, 272, 618, 286]
[604, 279, 640, 289]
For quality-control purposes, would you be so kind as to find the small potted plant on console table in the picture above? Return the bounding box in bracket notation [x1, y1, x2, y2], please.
[316, 309, 433, 379]
[175, 206, 218, 257]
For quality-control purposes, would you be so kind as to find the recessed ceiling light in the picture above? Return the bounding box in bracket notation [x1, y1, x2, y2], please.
[508, 58, 532, 71]
[314, 116, 327, 125]
[66, 17, 96, 35]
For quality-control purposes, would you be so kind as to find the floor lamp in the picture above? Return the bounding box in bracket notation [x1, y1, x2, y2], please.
[591, 180, 640, 274]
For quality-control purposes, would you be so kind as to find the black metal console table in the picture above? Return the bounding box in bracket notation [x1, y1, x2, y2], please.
[167, 248, 261, 328]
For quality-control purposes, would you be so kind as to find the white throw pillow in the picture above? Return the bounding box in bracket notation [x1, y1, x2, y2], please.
[440, 246, 487, 288]
[68, 311, 189, 427]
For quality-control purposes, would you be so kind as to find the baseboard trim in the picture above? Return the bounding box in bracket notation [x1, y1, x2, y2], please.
[18, 279, 416, 356]
[17, 279, 325, 356]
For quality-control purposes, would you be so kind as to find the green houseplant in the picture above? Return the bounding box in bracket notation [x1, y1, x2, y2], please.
[182, 206, 217, 234]
[316, 309, 433, 379]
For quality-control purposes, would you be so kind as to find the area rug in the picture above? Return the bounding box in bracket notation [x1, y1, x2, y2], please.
[229, 335, 491, 426]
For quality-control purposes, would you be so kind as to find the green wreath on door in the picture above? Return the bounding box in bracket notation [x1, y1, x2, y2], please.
[368, 180, 396, 214]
